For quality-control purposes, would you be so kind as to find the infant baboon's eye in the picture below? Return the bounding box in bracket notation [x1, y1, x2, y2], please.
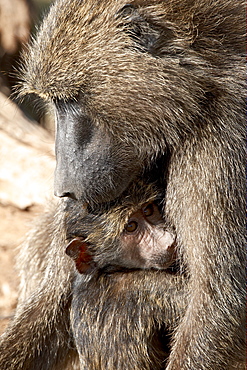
[125, 220, 138, 232]
[142, 203, 154, 217]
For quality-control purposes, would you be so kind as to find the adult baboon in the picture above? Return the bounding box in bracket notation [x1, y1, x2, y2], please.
[1, 0, 245, 369]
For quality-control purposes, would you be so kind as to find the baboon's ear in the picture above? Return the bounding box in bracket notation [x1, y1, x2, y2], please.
[66, 238, 95, 274]
[117, 4, 161, 55]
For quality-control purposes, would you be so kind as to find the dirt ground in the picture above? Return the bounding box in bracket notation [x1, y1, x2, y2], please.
[0, 92, 55, 334]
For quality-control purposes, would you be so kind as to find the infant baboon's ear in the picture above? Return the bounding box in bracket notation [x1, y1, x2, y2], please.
[66, 238, 95, 274]
[116, 3, 161, 54]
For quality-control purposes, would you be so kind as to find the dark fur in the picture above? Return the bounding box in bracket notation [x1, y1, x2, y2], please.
[1, 0, 245, 369]
[71, 269, 185, 369]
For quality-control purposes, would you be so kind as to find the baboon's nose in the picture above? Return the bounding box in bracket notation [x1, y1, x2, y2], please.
[54, 190, 77, 200]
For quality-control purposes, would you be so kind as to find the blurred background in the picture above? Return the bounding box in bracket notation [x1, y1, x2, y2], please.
[0, 0, 55, 332]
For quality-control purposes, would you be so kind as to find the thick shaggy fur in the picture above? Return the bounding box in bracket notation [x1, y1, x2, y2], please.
[0, 0, 245, 369]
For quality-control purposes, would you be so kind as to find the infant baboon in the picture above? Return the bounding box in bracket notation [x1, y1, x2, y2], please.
[66, 203, 176, 273]
[65, 181, 183, 369]
[65, 182, 176, 273]
[1, 0, 245, 369]
[0, 185, 186, 370]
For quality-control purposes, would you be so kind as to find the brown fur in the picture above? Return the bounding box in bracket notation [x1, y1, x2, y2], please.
[1, 0, 245, 369]
[71, 269, 185, 369]
[0, 193, 186, 370]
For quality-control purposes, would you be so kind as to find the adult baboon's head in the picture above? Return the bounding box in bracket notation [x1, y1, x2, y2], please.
[19, 0, 242, 204]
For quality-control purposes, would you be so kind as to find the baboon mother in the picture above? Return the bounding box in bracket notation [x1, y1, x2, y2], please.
[19, 0, 246, 368]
